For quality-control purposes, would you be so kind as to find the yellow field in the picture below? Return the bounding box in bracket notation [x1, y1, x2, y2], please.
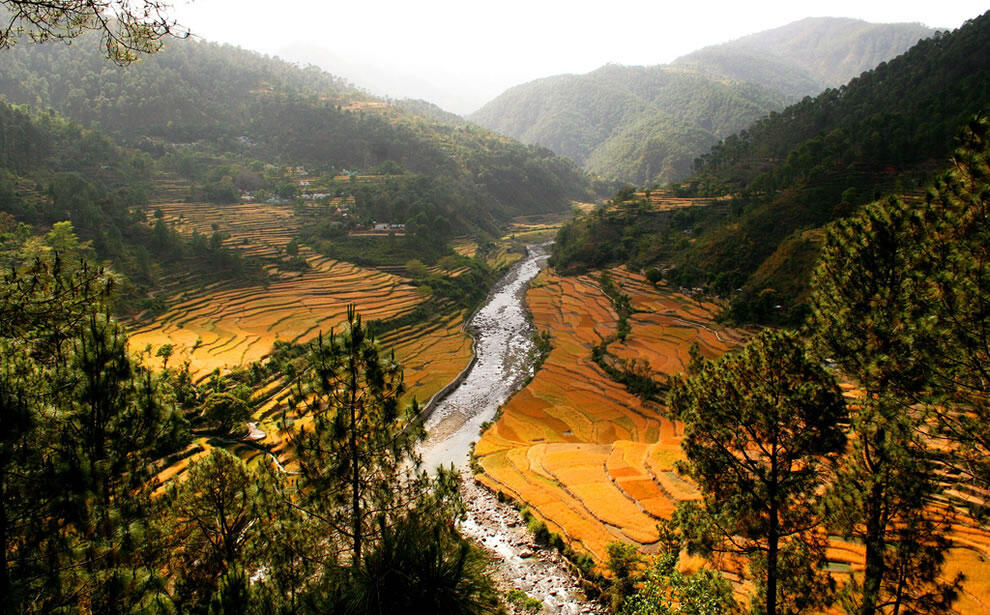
[474, 266, 990, 611]
[152, 201, 303, 261]
[137, 198, 474, 491]
[475, 267, 741, 560]
[129, 253, 423, 378]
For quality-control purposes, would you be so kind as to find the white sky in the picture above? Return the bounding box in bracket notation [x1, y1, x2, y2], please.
[171, 0, 989, 113]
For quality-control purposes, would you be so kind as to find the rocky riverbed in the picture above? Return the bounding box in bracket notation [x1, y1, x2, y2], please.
[418, 244, 606, 615]
[458, 471, 607, 615]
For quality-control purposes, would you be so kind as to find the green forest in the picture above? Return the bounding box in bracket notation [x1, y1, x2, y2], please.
[552, 10, 990, 324]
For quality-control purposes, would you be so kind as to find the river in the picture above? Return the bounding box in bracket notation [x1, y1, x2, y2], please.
[419, 244, 605, 615]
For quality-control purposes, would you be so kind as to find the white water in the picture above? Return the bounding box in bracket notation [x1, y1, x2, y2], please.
[418, 244, 606, 615]
[420, 244, 548, 470]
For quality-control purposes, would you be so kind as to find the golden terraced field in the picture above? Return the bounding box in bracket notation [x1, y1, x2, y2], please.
[131, 200, 471, 383]
[135, 198, 473, 490]
[129, 253, 424, 378]
[474, 267, 990, 612]
[475, 267, 746, 561]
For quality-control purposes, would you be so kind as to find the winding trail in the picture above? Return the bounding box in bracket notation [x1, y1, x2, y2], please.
[420, 245, 605, 615]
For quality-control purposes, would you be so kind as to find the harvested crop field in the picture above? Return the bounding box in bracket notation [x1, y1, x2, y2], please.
[129, 253, 424, 378]
[152, 201, 307, 261]
[474, 267, 743, 561]
[146, 296, 473, 490]
[475, 267, 990, 608]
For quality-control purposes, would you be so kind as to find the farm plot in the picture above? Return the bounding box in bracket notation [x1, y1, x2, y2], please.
[146, 299, 473, 491]
[129, 255, 424, 379]
[606, 268, 748, 374]
[475, 268, 728, 560]
[151, 201, 303, 261]
[476, 266, 990, 608]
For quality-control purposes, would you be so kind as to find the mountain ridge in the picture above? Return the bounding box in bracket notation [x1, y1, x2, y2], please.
[471, 17, 935, 185]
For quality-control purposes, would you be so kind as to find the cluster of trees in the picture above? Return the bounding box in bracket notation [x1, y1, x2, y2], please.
[551, 12, 990, 326]
[549, 190, 726, 276]
[613, 116, 990, 615]
[0, 254, 498, 614]
[0, 0, 181, 64]
[0, 30, 351, 143]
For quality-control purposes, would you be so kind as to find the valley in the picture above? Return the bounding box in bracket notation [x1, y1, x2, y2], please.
[2, 5, 990, 614]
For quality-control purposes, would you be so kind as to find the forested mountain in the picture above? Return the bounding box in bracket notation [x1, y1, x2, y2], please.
[470, 64, 787, 186]
[673, 17, 934, 98]
[0, 99, 273, 311]
[551, 10, 990, 324]
[470, 18, 932, 186]
[0, 34, 589, 232]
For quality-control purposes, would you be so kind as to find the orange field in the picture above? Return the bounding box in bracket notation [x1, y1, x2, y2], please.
[129, 252, 423, 378]
[475, 267, 744, 561]
[152, 201, 304, 261]
[137, 198, 474, 492]
[474, 267, 990, 611]
[146, 303, 473, 494]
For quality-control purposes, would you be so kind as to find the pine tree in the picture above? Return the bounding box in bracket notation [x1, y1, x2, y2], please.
[809, 195, 960, 614]
[287, 305, 427, 566]
[0, 258, 109, 614]
[912, 115, 990, 517]
[0, 257, 186, 613]
[162, 448, 272, 608]
[670, 329, 846, 615]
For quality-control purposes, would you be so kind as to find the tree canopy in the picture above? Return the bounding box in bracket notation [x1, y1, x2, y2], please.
[671, 329, 846, 615]
[0, 0, 185, 63]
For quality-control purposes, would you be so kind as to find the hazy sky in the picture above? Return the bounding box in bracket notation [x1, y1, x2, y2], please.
[171, 0, 988, 113]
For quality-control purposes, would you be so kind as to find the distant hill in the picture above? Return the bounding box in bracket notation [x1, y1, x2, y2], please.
[550, 10, 990, 325]
[471, 64, 788, 186]
[0, 35, 589, 234]
[674, 17, 935, 97]
[471, 18, 934, 185]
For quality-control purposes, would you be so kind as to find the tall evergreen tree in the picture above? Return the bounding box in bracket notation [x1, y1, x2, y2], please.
[0, 256, 187, 614]
[162, 448, 273, 609]
[912, 115, 990, 515]
[0, 258, 112, 614]
[287, 305, 426, 566]
[809, 195, 961, 614]
[670, 329, 846, 615]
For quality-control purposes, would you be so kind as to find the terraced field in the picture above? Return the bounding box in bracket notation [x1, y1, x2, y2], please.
[134, 197, 474, 486]
[129, 252, 425, 378]
[151, 200, 305, 262]
[132, 197, 478, 385]
[474, 267, 747, 561]
[635, 191, 729, 212]
[475, 267, 990, 611]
